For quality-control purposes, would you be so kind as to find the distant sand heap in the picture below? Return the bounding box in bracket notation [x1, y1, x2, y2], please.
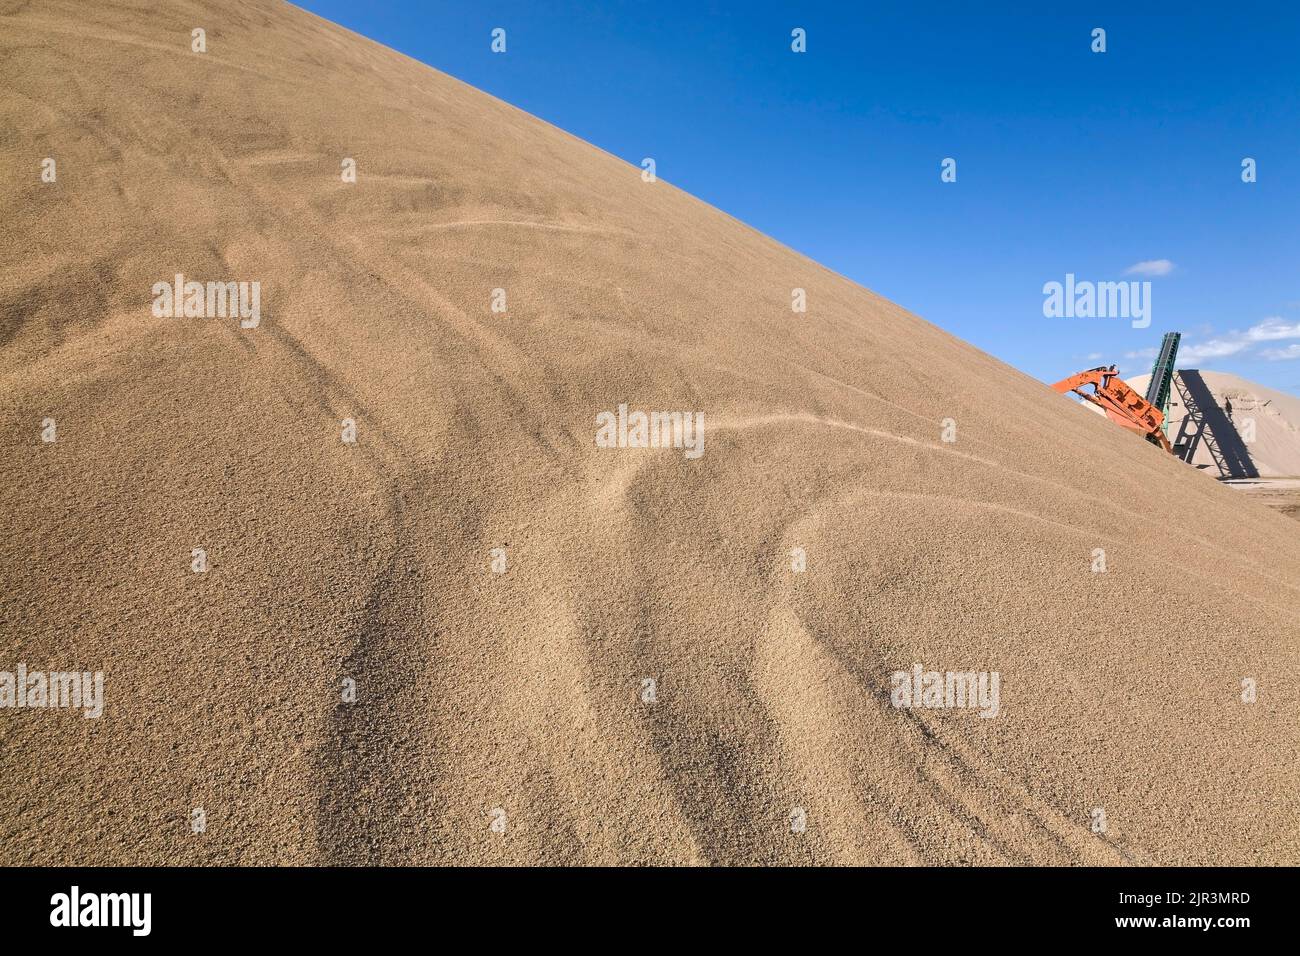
[2, 0, 1298, 866]
[1126, 370, 1300, 478]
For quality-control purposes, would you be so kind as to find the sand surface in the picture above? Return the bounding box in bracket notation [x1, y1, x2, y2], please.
[2, 0, 1298, 865]
[1226, 479, 1300, 524]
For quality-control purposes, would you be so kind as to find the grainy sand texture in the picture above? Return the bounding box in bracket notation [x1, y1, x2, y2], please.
[1, 0, 1298, 866]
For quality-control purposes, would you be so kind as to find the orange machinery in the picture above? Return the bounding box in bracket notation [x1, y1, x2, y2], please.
[1051, 365, 1172, 453]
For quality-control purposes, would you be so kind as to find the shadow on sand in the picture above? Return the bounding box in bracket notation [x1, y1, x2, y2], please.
[1172, 369, 1259, 479]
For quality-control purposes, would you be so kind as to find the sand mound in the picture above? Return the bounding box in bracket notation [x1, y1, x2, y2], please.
[2, 0, 1297, 865]
[1124, 370, 1300, 478]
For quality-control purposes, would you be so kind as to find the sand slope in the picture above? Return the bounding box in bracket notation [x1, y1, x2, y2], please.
[1, 0, 1297, 865]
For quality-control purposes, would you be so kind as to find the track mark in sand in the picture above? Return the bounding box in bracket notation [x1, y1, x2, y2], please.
[711, 410, 1005, 469]
[759, 599, 1020, 863]
[203, 306, 442, 863]
[238, 150, 322, 168]
[397, 218, 634, 239]
[326, 233, 573, 438]
[588, 411, 1008, 513]
[9, 16, 281, 80]
[763, 489, 1144, 865]
[313, 481, 440, 864]
[753, 604, 923, 863]
[709, 411, 1300, 608]
[482, 598, 708, 864]
[761, 530, 1132, 864]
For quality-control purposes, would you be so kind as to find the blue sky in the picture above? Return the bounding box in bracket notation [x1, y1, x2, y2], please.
[295, 1, 1300, 394]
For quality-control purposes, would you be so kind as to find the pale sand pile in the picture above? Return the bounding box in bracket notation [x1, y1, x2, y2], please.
[1126, 370, 1300, 478]
[1, 0, 1298, 866]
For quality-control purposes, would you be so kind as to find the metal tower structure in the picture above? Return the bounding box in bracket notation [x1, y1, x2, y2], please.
[1144, 331, 1181, 438]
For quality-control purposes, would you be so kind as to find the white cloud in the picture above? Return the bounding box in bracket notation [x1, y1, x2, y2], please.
[1124, 259, 1175, 277]
[1261, 343, 1300, 361]
[1245, 317, 1300, 341]
[1180, 339, 1251, 363]
[1174, 317, 1300, 366]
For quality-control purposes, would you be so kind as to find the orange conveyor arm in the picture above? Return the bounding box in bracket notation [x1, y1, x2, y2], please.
[1051, 365, 1172, 453]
